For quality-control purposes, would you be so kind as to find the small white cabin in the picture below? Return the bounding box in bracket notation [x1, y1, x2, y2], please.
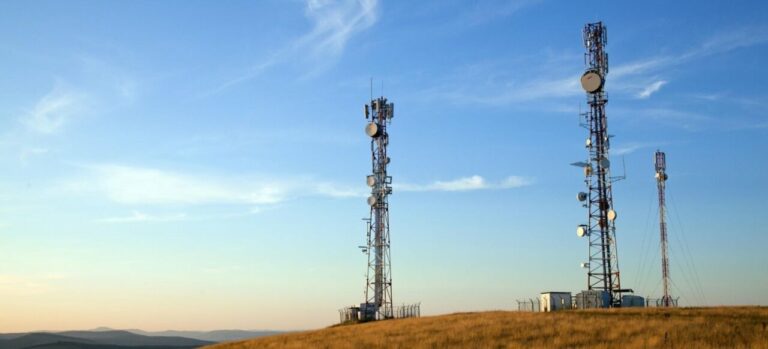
[540, 292, 572, 312]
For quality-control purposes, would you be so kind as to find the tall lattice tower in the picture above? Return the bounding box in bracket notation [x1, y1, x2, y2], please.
[362, 96, 394, 320]
[654, 150, 673, 307]
[574, 22, 627, 306]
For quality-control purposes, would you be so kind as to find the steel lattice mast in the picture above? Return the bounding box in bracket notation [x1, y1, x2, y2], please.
[575, 22, 626, 306]
[363, 96, 394, 320]
[655, 150, 673, 307]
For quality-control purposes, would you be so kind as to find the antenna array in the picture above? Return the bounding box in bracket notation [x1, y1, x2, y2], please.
[574, 22, 629, 306]
[362, 96, 395, 320]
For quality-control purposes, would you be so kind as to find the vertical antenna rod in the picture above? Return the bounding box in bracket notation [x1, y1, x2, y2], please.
[576, 21, 625, 306]
[362, 94, 394, 320]
[655, 150, 673, 307]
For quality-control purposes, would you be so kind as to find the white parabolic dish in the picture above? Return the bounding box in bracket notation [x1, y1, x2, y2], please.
[581, 71, 604, 93]
[365, 123, 379, 137]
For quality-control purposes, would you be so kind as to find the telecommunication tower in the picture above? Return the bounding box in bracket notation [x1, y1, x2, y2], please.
[573, 22, 630, 306]
[654, 150, 673, 307]
[362, 96, 394, 320]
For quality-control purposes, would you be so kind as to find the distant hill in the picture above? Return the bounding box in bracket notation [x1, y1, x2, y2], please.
[0, 333, 94, 349]
[25, 342, 202, 349]
[0, 331, 211, 349]
[55, 331, 209, 347]
[206, 307, 768, 349]
[124, 330, 283, 343]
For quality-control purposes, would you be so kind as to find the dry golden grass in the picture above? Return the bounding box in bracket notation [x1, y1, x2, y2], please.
[209, 307, 768, 349]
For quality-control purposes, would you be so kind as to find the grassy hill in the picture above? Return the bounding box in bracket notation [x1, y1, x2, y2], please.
[207, 307, 768, 349]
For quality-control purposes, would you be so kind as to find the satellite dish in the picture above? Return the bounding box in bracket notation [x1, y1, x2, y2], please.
[585, 138, 592, 147]
[365, 123, 381, 138]
[577, 192, 588, 202]
[577, 225, 589, 237]
[367, 195, 377, 206]
[366, 175, 376, 187]
[607, 209, 617, 221]
[599, 157, 610, 169]
[386, 157, 391, 164]
[581, 70, 604, 93]
[581, 262, 590, 269]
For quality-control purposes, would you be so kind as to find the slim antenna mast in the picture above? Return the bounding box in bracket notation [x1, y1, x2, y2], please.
[655, 150, 673, 307]
[572, 21, 629, 307]
[362, 94, 395, 320]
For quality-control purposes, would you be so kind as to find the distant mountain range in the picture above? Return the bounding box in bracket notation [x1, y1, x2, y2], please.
[0, 328, 284, 349]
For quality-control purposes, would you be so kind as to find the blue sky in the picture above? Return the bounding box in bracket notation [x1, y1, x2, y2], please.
[0, 0, 767, 331]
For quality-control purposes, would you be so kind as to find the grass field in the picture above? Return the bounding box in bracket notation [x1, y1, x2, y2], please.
[207, 307, 768, 349]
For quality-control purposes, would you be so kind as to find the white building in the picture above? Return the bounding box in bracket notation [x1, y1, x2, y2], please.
[540, 292, 572, 312]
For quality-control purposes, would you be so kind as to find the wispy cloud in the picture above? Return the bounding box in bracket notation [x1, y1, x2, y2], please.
[74, 165, 287, 206]
[97, 211, 188, 223]
[613, 141, 666, 156]
[23, 85, 86, 134]
[300, 0, 378, 60]
[637, 80, 668, 99]
[210, 0, 378, 94]
[66, 165, 530, 213]
[422, 26, 768, 108]
[398, 175, 533, 192]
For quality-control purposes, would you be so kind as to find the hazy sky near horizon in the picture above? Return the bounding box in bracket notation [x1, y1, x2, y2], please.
[1, 0, 767, 332]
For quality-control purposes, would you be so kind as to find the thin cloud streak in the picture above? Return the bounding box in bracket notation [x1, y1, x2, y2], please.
[79, 165, 287, 206]
[23, 85, 86, 134]
[67, 165, 530, 211]
[209, 0, 378, 94]
[637, 80, 668, 99]
[398, 175, 533, 192]
[421, 26, 768, 107]
[97, 211, 188, 224]
[613, 141, 667, 156]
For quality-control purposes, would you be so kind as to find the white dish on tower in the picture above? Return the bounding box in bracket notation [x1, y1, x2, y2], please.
[577, 225, 589, 237]
[365, 123, 380, 138]
[581, 70, 604, 93]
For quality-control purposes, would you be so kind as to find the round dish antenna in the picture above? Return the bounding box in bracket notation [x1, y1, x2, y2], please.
[577, 192, 588, 202]
[607, 209, 617, 221]
[577, 225, 589, 237]
[580, 70, 604, 93]
[367, 195, 377, 206]
[366, 175, 376, 187]
[365, 123, 381, 138]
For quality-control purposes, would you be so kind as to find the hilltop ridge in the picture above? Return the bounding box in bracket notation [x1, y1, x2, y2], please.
[207, 307, 768, 349]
